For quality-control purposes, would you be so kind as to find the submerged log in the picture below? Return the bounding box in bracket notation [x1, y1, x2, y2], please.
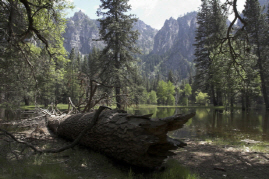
[47, 109, 195, 168]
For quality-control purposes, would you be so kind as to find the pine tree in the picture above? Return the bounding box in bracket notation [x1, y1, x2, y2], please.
[194, 0, 227, 106]
[97, 0, 140, 109]
[167, 70, 174, 83]
[64, 48, 81, 105]
[243, 0, 269, 109]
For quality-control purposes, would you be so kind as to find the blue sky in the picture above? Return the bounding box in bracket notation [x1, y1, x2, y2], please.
[66, 0, 245, 30]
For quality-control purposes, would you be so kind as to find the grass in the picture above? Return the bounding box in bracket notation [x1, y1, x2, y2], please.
[20, 104, 44, 110]
[55, 104, 69, 110]
[0, 152, 77, 179]
[0, 139, 200, 179]
[248, 144, 269, 153]
[194, 137, 269, 153]
[152, 159, 200, 179]
[125, 159, 200, 179]
[20, 104, 69, 110]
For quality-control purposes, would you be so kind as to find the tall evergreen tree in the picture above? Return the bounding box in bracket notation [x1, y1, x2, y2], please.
[97, 0, 140, 109]
[243, 0, 269, 109]
[167, 70, 174, 83]
[194, 0, 227, 106]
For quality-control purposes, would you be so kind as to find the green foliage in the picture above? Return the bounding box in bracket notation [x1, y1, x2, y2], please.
[0, 0, 73, 107]
[97, 0, 140, 108]
[157, 80, 175, 105]
[63, 48, 84, 105]
[242, 0, 269, 109]
[148, 159, 199, 179]
[157, 80, 168, 104]
[148, 90, 158, 104]
[168, 70, 175, 83]
[184, 84, 192, 97]
[194, 0, 227, 106]
[195, 91, 209, 104]
[184, 83, 192, 106]
[167, 94, 175, 105]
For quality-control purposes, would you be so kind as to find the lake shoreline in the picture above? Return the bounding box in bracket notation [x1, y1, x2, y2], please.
[174, 140, 269, 179]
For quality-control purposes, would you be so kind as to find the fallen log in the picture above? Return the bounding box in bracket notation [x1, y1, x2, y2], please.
[47, 108, 195, 168]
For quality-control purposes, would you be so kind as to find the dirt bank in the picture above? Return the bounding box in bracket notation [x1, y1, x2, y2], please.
[174, 140, 269, 179]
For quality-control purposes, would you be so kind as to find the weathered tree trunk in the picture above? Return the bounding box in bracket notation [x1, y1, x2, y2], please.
[47, 109, 195, 168]
[24, 96, 30, 106]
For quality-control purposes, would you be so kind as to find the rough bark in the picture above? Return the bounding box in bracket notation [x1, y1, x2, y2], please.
[47, 109, 195, 168]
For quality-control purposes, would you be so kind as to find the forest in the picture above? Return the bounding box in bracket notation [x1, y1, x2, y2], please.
[1, 0, 269, 111]
[1, 0, 269, 179]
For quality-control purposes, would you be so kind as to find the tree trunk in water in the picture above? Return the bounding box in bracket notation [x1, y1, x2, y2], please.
[44, 99, 49, 108]
[241, 92, 246, 111]
[47, 109, 195, 168]
[217, 89, 223, 106]
[246, 92, 250, 111]
[211, 85, 217, 106]
[115, 86, 121, 109]
[24, 96, 30, 106]
[230, 93, 234, 108]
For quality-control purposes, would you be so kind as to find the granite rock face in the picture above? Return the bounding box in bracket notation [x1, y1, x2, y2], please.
[152, 12, 197, 62]
[63, 11, 198, 79]
[143, 12, 197, 79]
[134, 20, 158, 54]
[63, 11, 104, 55]
[63, 11, 157, 55]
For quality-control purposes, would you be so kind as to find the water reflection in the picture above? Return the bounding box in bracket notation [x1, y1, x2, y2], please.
[128, 107, 269, 143]
[0, 108, 36, 121]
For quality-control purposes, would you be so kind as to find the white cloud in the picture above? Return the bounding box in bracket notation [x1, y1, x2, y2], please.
[77, 7, 85, 13]
[94, 5, 99, 10]
[129, 0, 158, 10]
[129, 0, 201, 29]
[129, 0, 246, 29]
[129, 0, 159, 17]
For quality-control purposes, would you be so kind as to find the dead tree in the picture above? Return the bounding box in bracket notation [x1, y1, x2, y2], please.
[47, 109, 195, 168]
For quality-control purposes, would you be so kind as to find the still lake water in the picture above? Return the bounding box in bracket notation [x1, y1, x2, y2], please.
[1, 107, 269, 143]
[128, 107, 269, 143]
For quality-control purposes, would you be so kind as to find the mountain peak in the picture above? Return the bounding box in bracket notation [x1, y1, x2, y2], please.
[73, 10, 89, 21]
[63, 11, 158, 55]
[164, 17, 177, 24]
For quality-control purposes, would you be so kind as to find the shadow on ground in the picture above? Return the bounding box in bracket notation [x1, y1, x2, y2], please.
[174, 141, 269, 179]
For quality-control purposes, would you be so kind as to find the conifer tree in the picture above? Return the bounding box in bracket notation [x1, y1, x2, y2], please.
[97, 0, 140, 109]
[194, 0, 227, 106]
[243, 0, 269, 109]
[168, 70, 174, 83]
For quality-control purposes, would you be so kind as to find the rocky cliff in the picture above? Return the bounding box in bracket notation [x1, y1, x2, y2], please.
[152, 12, 197, 61]
[134, 20, 157, 54]
[63, 11, 197, 80]
[63, 11, 104, 55]
[63, 11, 157, 55]
[142, 12, 197, 79]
